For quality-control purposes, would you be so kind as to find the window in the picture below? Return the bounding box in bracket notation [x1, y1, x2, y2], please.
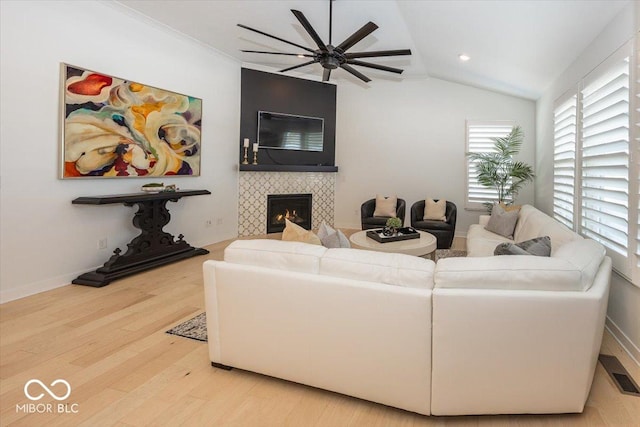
[580, 52, 630, 265]
[465, 121, 514, 209]
[552, 39, 638, 282]
[553, 95, 578, 229]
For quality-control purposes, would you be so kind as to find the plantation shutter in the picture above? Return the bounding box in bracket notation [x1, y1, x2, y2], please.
[553, 95, 578, 229]
[580, 55, 630, 259]
[466, 122, 513, 209]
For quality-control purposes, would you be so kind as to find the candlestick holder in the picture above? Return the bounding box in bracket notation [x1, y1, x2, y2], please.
[242, 146, 249, 165]
[252, 151, 258, 165]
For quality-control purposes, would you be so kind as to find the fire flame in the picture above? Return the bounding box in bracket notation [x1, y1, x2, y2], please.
[276, 209, 298, 221]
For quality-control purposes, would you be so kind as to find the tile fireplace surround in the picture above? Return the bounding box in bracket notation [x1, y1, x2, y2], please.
[238, 171, 336, 236]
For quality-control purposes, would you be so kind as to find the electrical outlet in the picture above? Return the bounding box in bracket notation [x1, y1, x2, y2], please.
[205, 219, 213, 227]
[216, 218, 223, 225]
[98, 238, 108, 250]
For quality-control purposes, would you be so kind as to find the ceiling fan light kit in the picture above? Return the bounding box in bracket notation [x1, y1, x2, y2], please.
[238, 0, 411, 83]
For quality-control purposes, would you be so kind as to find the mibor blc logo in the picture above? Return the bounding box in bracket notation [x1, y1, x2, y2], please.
[16, 379, 79, 414]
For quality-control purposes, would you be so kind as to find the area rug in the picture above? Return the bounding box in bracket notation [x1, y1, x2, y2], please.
[435, 249, 467, 261]
[166, 312, 207, 342]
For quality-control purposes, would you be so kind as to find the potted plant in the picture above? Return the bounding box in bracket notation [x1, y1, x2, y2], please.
[467, 126, 535, 210]
[384, 217, 403, 235]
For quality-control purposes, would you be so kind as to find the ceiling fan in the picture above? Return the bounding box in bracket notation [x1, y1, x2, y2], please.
[237, 0, 411, 83]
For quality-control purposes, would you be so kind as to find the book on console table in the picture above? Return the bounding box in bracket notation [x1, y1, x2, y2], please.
[366, 227, 420, 243]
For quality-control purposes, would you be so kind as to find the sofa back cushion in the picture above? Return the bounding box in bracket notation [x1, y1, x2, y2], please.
[224, 239, 327, 274]
[553, 239, 606, 291]
[514, 205, 581, 253]
[320, 248, 435, 289]
[434, 252, 598, 292]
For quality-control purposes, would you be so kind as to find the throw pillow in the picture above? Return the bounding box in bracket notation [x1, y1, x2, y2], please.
[373, 195, 397, 217]
[494, 236, 551, 257]
[336, 229, 350, 248]
[485, 203, 519, 238]
[424, 198, 446, 221]
[282, 219, 322, 245]
[317, 222, 351, 248]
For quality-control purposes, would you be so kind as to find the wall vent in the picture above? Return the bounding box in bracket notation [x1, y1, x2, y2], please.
[598, 354, 640, 397]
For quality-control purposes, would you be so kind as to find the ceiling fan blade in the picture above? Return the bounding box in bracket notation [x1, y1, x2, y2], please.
[336, 22, 378, 52]
[340, 64, 371, 83]
[345, 49, 412, 59]
[323, 68, 332, 82]
[347, 59, 404, 74]
[291, 10, 327, 51]
[241, 50, 315, 57]
[237, 23, 314, 53]
[280, 60, 318, 73]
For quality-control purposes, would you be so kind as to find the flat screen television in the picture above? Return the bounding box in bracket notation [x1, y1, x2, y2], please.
[257, 111, 324, 152]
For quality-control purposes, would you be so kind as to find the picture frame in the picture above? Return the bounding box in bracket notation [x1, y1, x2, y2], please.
[60, 63, 202, 178]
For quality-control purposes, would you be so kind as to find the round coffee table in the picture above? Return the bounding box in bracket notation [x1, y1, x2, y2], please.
[349, 230, 437, 259]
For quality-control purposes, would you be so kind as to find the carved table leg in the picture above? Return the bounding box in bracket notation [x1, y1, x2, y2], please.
[72, 198, 208, 287]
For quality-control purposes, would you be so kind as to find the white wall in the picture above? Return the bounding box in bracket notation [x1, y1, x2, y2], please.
[535, 2, 639, 361]
[0, 1, 240, 302]
[334, 77, 536, 233]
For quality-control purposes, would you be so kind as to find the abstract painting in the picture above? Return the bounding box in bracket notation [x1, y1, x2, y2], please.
[61, 64, 201, 178]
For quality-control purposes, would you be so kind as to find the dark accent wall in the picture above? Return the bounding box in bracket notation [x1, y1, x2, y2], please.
[240, 68, 337, 166]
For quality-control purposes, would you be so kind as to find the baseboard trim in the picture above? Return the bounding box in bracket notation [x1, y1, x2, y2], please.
[0, 267, 95, 304]
[605, 317, 640, 367]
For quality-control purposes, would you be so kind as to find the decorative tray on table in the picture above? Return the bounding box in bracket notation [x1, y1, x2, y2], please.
[366, 227, 420, 243]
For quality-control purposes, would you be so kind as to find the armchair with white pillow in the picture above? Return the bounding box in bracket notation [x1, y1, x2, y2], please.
[410, 199, 457, 248]
[360, 195, 406, 230]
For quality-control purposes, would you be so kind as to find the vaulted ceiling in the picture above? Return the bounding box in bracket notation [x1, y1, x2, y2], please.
[116, 0, 629, 100]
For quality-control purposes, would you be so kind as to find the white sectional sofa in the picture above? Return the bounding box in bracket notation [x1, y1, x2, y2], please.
[203, 205, 611, 416]
[432, 205, 611, 415]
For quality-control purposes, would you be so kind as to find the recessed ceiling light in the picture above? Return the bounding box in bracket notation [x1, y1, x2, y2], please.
[459, 54, 470, 62]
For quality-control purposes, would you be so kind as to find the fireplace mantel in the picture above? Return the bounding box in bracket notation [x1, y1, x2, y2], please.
[239, 164, 338, 173]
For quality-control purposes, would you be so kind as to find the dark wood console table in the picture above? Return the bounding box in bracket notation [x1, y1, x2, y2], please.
[72, 189, 211, 287]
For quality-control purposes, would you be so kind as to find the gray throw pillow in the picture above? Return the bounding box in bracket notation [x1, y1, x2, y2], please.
[494, 236, 551, 257]
[317, 222, 351, 248]
[485, 203, 519, 238]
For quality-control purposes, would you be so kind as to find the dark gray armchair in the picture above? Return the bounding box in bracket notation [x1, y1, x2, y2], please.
[360, 198, 406, 230]
[410, 200, 457, 249]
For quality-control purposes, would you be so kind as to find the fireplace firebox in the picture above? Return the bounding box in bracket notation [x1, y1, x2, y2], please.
[267, 194, 312, 233]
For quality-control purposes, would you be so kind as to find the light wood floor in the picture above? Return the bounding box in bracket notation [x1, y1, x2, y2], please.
[1, 233, 638, 426]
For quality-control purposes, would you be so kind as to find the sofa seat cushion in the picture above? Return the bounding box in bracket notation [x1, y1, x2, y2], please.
[320, 248, 435, 289]
[224, 239, 327, 274]
[434, 256, 590, 292]
[466, 224, 513, 257]
[514, 205, 581, 254]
